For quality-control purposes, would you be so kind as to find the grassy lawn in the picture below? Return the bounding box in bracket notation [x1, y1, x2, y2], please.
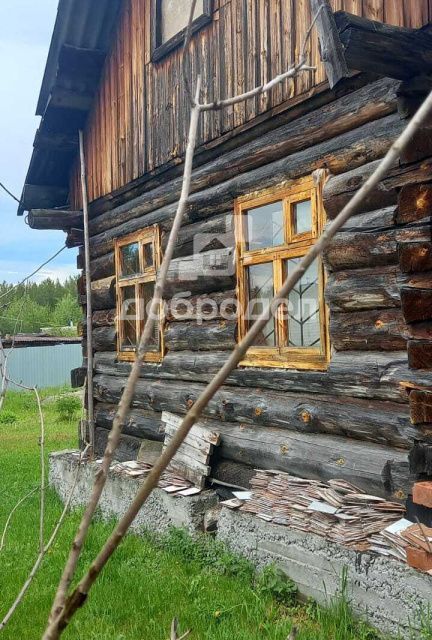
[0, 388, 421, 639]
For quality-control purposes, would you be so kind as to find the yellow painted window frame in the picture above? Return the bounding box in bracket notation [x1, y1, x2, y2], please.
[234, 175, 330, 371]
[114, 225, 164, 363]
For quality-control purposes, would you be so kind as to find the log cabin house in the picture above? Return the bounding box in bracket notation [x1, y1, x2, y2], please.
[21, 1, 432, 520]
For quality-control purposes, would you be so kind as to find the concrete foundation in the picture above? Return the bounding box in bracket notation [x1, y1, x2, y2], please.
[50, 450, 432, 636]
[49, 450, 218, 534]
[217, 507, 432, 636]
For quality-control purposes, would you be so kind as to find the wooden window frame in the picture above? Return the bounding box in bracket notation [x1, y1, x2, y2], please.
[234, 176, 330, 371]
[115, 226, 164, 363]
[151, 0, 213, 62]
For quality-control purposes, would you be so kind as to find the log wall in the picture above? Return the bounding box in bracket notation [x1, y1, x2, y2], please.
[77, 75, 432, 500]
[69, 0, 431, 207]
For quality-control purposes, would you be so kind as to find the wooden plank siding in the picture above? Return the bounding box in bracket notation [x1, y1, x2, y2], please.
[70, 0, 431, 207]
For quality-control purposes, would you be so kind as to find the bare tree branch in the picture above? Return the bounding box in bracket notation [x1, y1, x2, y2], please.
[0, 487, 38, 554]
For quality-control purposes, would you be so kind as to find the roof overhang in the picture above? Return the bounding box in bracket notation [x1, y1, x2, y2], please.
[18, 0, 122, 215]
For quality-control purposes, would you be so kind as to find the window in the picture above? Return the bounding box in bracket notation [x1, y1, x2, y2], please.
[234, 176, 330, 370]
[115, 226, 163, 362]
[151, 0, 213, 62]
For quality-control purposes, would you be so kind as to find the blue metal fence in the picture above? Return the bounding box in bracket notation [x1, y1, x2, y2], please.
[1, 344, 82, 390]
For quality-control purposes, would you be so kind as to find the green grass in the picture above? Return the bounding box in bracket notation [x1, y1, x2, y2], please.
[0, 388, 419, 639]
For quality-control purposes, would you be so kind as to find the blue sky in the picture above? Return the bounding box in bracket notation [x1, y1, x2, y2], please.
[0, 0, 78, 284]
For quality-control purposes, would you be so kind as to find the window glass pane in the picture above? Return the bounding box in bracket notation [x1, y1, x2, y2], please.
[120, 243, 140, 277]
[285, 258, 321, 349]
[143, 242, 154, 269]
[245, 201, 284, 251]
[120, 286, 137, 350]
[161, 0, 204, 43]
[293, 199, 312, 235]
[247, 263, 276, 347]
[139, 282, 160, 351]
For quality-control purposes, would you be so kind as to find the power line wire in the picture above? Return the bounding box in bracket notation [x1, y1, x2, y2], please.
[0, 245, 68, 306]
[0, 182, 20, 205]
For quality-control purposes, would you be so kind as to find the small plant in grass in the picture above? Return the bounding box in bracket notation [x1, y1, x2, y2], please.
[159, 527, 254, 580]
[55, 395, 81, 422]
[0, 410, 17, 424]
[255, 564, 298, 606]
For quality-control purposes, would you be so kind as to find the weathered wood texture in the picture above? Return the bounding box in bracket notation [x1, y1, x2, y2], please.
[69, 0, 430, 207]
[92, 374, 425, 449]
[93, 349, 432, 404]
[27, 209, 83, 230]
[165, 320, 237, 352]
[89, 111, 404, 258]
[410, 390, 432, 425]
[94, 402, 164, 441]
[408, 340, 432, 370]
[398, 242, 432, 274]
[335, 11, 432, 80]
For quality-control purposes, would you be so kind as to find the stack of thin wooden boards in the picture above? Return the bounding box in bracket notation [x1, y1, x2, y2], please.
[162, 412, 221, 489]
[241, 470, 406, 561]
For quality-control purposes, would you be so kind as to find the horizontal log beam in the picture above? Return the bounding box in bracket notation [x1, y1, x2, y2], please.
[326, 265, 407, 312]
[92, 374, 419, 449]
[324, 219, 431, 272]
[165, 320, 237, 352]
[89, 112, 403, 259]
[330, 309, 409, 351]
[94, 403, 164, 441]
[94, 349, 432, 404]
[335, 11, 432, 81]
[27, 209, 83, 231]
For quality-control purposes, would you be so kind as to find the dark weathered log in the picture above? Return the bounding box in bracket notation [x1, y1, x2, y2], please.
[325, 265, 407, 312]
[94, 403, 164, 441]
[398, 241, 432, 274]
[27, 209, 83, 230]
[94, 427, 141, 462]
[339, 206, 397, 231]
[92, 308, 116, 328]
[409, 441, 432, 475]
[331, 309, 409, 351]
[89, 78, 398, 238]
[323, 162, 398, 220]
[310, 0, 349, 89]
[408, 340, 432, 370]
[165, 290, 236, 322]
[165, 212, 234, 259]
[335, 11, 432, 81]
[400, 126, 432, 166]
[165, 247, 235, 296]
[401, 287, 432, 324]
[89, 113, 404, 259]
[91, 326, 117, 352]
[217, 424, 412, 500]
[410, 390, 432, 425]
[324, 220, 431, 272]
[90, 252, 115, 281]
[71, 367, 86, 389]
[165, 320, 237, 352]
[80, 277, 116, 311]
[165, 413, 411, 500]
[94, 350, 425, 403]
[92, 374, 419, 449]
[397, 183, 432, 225]
[66, 228, 84, 248]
